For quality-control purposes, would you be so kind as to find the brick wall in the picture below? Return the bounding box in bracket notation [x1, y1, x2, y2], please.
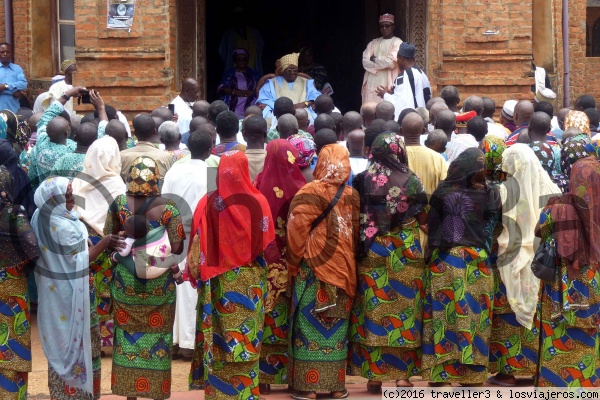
[0, 3, 5, 46]
[73, 0, 176, 119]
[427, 0, 534, 115]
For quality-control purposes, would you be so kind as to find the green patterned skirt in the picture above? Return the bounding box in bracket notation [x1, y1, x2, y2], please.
[422, 247, 493, 384]
[289, 263, 351, 393]
[110, 263, 176, 399]
[259, 295, 290, 384]
[349, 222, 425, 381]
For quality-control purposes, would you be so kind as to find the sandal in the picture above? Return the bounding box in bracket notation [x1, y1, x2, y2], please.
[429, 382, 452, 387]
[291, 391, 317, 400]
[487, 374, 517, 387]
[331, 389, 349, 399]
[396, 379, 413, 387]
[367, 381, 382, 394]
[259, 383, 271, 395]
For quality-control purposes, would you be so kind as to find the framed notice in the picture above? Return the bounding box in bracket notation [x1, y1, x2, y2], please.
[107, 0, 136, 29]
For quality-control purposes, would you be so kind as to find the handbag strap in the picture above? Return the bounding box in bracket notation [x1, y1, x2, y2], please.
[135, 196, 157, 216]
[310, 184, 345, 233]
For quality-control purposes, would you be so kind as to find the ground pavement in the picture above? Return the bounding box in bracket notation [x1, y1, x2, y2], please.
[28, 313, 533, 399]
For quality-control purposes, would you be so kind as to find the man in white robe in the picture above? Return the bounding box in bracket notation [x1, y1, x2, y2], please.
[170, 77, 200, 136]
[161, 130, 210, 360]
[361, 13, 402, 104]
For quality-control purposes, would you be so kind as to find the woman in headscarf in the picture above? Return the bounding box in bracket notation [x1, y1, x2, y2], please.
[480, 135, 506, 184]
[254, 140, 306, 393]
[0, 166, 38, 400]
[535, 155, 600, 387]
[487, 144, 561, 386]
[560, 129, 592, 182]
[32, 177, 122, 400]
[0, 110, 20, 155]
[72, 136, 126, 350]
[186, 150, 274, 398]
[349, 133, 428, 392]
[286, 144, 359, 400]
[0, 138, 34, 218]
[104, 156, 185, 400]
[564, 110, 591, 136]
[217, 49, 260, 119]
[287, 134, 316, 183]
[422, 148, 501, 386]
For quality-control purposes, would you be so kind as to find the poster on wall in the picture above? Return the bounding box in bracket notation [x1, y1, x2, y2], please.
[107, 0, 136, 29]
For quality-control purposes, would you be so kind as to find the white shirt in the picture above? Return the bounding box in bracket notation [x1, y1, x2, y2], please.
[349, 157, 368, 176]
[170, 95, 194, 134]
[485, 118, 508, 141]
[446, 134, 479, 164]
[384, 66, 432, 121]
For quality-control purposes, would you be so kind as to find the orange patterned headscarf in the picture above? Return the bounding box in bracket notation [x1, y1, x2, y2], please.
[564, 110, 591, 135]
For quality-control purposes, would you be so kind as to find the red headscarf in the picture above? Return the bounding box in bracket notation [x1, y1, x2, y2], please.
[187, 150, 275, 282]
[255, 140, 306, 311]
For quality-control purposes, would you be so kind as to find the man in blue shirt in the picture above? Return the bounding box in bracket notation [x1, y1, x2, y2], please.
[0, 42, 27, 113]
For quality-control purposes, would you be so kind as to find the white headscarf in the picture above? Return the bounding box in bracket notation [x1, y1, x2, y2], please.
[497, 144, 561, 329]
[72, 136, 126, 235]
[32, 177, 93, 395]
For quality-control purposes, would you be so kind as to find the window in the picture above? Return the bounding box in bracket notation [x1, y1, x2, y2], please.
[57, 0, 75, 67]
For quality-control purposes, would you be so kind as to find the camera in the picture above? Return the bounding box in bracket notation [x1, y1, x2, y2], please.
[78, 90, 91, 105]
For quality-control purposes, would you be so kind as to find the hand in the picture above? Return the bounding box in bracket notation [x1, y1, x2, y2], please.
[12, 90, 21, 99]
[173, 113, 179, 122]
[293, 102, 306, 109]
[65, 86, 88, 98]
[376, 85, 389, 98]
[241, 90, 254, 97]
[370, 56, 376, 62]
[104, 234, 126, 252]
[90, 89, 105, 109]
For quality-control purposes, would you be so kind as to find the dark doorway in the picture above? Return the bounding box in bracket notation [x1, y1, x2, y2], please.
[205, 0, 374, 113]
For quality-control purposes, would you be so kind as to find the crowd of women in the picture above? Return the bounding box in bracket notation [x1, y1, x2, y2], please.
[0, 87, 599, 400]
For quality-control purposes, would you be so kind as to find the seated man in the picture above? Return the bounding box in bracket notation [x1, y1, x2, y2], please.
[257, 52, 321, 125]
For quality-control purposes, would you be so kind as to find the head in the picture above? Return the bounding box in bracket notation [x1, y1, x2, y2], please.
[294, 108, 309, 130]
[133, 114, 157, 141]
[513, 100, 534, 127]
[189, 116, 210, 134]
[429, 101, 449, 125]
[346, 129, 365, 157]
[481, 97, 496, 119]
[197, 123, 217, 149]
[158, 121, 181, 147]
[534, 100, 554, 119]
[208, 100, 228, 123]
[396, 43, 416, 71]
[188, 129, 213, 160]
[105, 119, 128, 150]
[151, 107, 173, 122]
[181, 77, 200, 102]
[342, 111, 362, 135]
[244, 105, 263, 118]
[313, 94, 334, 115]
[379, 13, 395, 39]
[425, 129, 448, 153]
[278, 53, 300, 83]
[528, 111, 552, 139]
[314, 113, 335, 133]
[314, 128, 338, 154]
[440, 85, 460, 111]
[401, 112, 425, 141]
[500, 100, 518, 125]
[152, 116, 165, 132]
[0, 43, 12, 65]
[61, 59, 76, 84]
[276, 113, 299, 139]
[242, 115, 267, 145]
[415, 107, 429, 129]
[426, 97, 445, 111]
[332, 112, 344, 140]
[192, 100, 210, 118]
[466, 116, 488, 141]
[382, 120, 401, 134]
[81, 112, 98, 126]
[397, 108, 416, 126]
[364, 119, 386, 153]
[288, 135, 317, 169]
[375, 100, 395, 121]
[574, 95, 595, 111]
[557, 107, 571, 131]
[216, 110, 239, 139]
[463, 96, 484, 116]
[124, 215, 149, 240]
[360, 102, 377, 127]
[584, 108, 600, 132]
[435, 109, 457, 138]
[126, 157, 160, 197]
[231, 49, 249, 71]
[74, 122, 98, 147]
[70, 115, 82, 138]
[564, 110, 591, 135]
[46, 117, 71, 144]
[273, 97, 294, 119]
[28, 112, 42, 133]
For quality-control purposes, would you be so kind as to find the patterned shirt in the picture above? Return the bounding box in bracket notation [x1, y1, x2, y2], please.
[267, 128, 313, 143]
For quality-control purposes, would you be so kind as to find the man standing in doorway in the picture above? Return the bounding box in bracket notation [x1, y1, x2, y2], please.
[361, 13, 402, 104]
[170, 77, 200, 137]
[378, 42, 431, 121]
[0, 42, 27, 113]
